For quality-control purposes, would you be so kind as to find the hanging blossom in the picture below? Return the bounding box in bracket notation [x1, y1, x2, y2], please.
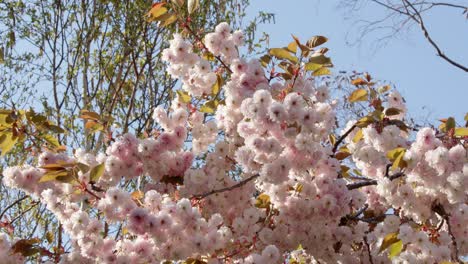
[1, 21, 467, 264]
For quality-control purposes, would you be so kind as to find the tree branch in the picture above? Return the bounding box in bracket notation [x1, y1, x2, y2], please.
[191, 174, 259, 200]
[346, 171, 405, 190]
[332, 124, 357, 154]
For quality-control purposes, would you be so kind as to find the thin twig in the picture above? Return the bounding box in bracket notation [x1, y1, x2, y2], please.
[332, 124, 357, 154]
[0, 195, 29, 220]
[363, 236, 374, 264]
[346, 172, 405, 190]
[192, 174, 259, 200]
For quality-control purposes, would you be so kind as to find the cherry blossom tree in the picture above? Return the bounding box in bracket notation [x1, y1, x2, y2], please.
[0, 1, 467, 263]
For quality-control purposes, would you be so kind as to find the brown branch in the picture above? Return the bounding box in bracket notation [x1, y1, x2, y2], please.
[363, 236, 374, 264]
[0, 195, 29, 220]
[183, 23, 233, 74]
[332, 124, 357, 154]
[192, 174, 259, 200]
[432, 203, 462, 263]
[402, 0, 468, 72]
[346, 172, 405, 190]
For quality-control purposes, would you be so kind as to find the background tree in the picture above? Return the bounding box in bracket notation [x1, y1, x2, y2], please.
[0, 0, 273, 259]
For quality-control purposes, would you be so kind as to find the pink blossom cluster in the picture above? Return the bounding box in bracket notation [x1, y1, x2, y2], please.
[1, 22, 467, 264]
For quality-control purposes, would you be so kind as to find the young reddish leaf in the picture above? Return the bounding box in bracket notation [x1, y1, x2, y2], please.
[351, 78, 368, 86]
[384, 108, 401, 116]
[306, 36, 328, 48]
[147, 3, 168, 22]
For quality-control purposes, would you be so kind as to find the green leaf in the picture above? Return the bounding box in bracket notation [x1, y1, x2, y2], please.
[349, 89, 368, 103]
[77, 162, 90, 173]
[255, 193, 271, 209]
[269, 48, 298, 63]
[445, 117, 456, 131]
[312, 67, 331, 76]
[200, 100, 219, 114]
[306, 36, 328, 48]
[379, 232, 400, 253]
[0, 132, 18, 156]
[89, 163, 105, 182]
[388, 240, 403, 259]
[454, 127, 468, 137]
[177, 90, 191, 103]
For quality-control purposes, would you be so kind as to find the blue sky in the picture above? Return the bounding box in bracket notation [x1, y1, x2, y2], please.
[245, 0, 468, 124]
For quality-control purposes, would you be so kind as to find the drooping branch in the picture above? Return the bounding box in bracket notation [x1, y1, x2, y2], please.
[192, 174, 260, 200]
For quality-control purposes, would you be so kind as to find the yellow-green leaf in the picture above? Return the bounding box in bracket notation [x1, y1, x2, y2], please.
[269, 48, 298, 63]
[379, 232, 400, 253]
[45, 231, 54, 244]
[454, 127, 468, 137]
[312, 67, 331, 76]
[388, 240, 403, 259]
[387, 147, 406, 161]
[177, 90, 191, 103]
[43, 134, 60, 148]
[199, 100, 219, 114]
[352, 128, 363, 143]
[160, 14, 177, 27]
[147, 3, 168, 22]
[304, 62, 322, 71]
[89, 163, 105, 182]
[80, 110, 100, 121]
[349, 89, 368, 103]
[287, 41, 298, 53]
[308, 54, 331, 65]
[211, 75, 222, 96]
[255, 193, 270, 209]
[0, 132, 18, 156]
[39, 170, 68, 183]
